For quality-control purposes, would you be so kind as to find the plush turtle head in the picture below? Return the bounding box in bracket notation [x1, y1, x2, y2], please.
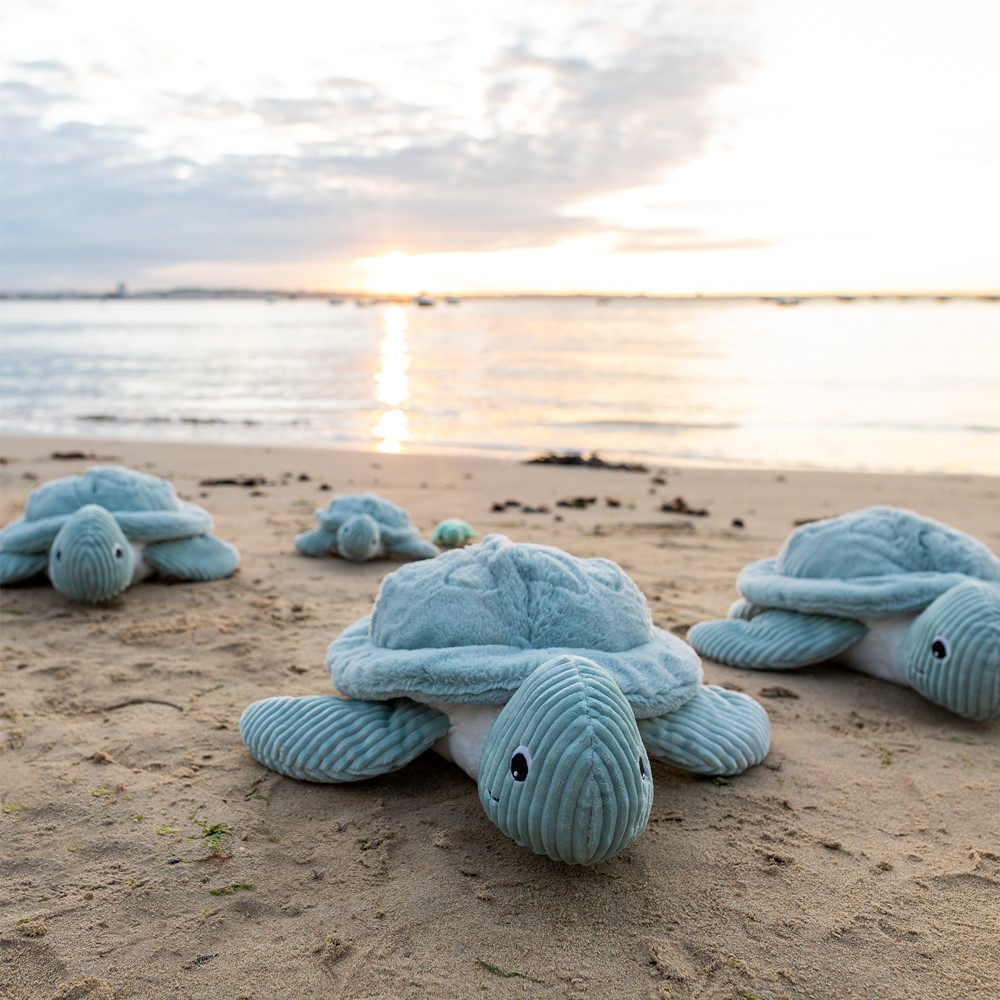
[337, 514, 381, 561]
[478, 654, 653, 865]
[902, 581, 1000, 722]
[48, 504, 134, 602]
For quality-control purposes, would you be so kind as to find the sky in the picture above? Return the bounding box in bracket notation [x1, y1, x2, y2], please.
[1, 0, 998, 295]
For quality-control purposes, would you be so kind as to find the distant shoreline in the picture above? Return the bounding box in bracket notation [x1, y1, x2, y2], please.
[2, 290, 998, 303]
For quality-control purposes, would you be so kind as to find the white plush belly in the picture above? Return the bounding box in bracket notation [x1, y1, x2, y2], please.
[131, 542, 154, 584]
[836, 615, 913, 687]
[427, 703, 502, 781]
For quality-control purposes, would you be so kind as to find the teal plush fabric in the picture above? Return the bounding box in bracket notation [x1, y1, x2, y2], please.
[477, 655, 653, 866]
[327, 534, 703, 718]
[240, 695, 450, 782]
[0, 465, 239, 602]
[1, 466, 212, 554]
[738, 506, 1000, 617]
[239, 536, 771, 864]
[689, 611, 866, 670]
[47, 505, 134, 602]
[901, 581, 1000, 721]
[295, 492, 438, 562]
[431, 519, 476, 548]
[688, 506, 1000, 721]
[638, 686, 771, 775]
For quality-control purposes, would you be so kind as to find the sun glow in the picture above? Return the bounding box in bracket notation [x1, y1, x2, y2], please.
[360, 252, 425, 296]
[372, 305, 411, 453]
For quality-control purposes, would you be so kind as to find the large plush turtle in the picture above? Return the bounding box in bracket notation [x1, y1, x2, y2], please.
[0, 465, 239, 603]
[295, 492, 438, 562]
[688, 506, 1000, 721]
[241, 534, 770, 865]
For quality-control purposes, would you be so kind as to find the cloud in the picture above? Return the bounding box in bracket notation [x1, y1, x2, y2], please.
[0, 6, 754, 288]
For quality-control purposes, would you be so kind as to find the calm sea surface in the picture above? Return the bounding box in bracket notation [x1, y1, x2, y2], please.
[2, 296, 998, 475]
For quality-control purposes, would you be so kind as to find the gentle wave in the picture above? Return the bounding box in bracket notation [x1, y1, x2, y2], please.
[2, 296, 999, 474]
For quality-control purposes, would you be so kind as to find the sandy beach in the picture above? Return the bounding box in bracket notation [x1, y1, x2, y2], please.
[1, 435, 997, 1000]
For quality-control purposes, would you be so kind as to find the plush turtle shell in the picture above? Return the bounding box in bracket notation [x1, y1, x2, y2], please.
[297, 492, 438, 560]
[738, 506, 1000, 619]
[325, 533, 702, 718]
[0, 465, 214, 553]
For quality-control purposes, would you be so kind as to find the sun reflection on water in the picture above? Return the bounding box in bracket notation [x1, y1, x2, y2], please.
[372, 305, 411, 452]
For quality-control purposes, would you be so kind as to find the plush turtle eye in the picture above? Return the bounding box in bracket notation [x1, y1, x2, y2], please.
[54, 549, 62, 562]
[113, 544, 124, 560]
[930, 635, 951, 660]
[510, 745, 532, 782]
[639, 756, 647, 779]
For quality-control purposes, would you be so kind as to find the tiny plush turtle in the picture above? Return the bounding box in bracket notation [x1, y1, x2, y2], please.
[688, 506, 1000, 721]
[0, 465, 239, 603]
[431, 518, 476, 548]
[295, 492, 438, 562]
[241, 534, 770, 865]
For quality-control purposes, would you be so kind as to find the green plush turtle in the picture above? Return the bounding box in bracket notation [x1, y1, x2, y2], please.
[431, 518, 476, 548]
[295, 492, 438, 562]
[241, 534, 770, 865]
[0, 465, 239, 603]
[688, 506, 1000, 721]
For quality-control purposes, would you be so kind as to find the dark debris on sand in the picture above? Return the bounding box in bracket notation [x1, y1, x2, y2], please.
[525, 450, 649, 473]
[660, 496, 710, 516]
[198, 474, 268, 487]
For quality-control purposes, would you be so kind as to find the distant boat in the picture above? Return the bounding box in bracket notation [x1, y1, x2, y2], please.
[445, 296, 461, 305]
[328, 296, 345, 306]
[595, 296, 611, 306]
[414, 293, 435, 307]
[774, 296, 801, 306]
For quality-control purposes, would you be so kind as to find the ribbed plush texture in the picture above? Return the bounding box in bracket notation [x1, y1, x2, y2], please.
[47, 506, 135, 602]
[0, 550, 48, 585]
[327, 534, 702, 717]
[144, 534, 240, 581]
[294, 527, 340, 558]
[902, 581, 1000, 721]
[0, 466, 239, 597]
[240, 695, 450, 782]
[295, 492, 438, 561]
[477, 655, 653, 865]
[638, 686, 771, 775]
[737, 506, 1000, 618]
[690, 506, 999, 721]
[688, 610, 867, 669]
[337, 514, 382, 561]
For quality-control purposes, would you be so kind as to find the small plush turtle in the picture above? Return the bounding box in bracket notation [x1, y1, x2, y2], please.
[688, 506, 1000, 721]
[431, 518, 475, 549]
[241, 534, 770, 865]
[0, 465, 239, 603]
[295, 492, 438, 562]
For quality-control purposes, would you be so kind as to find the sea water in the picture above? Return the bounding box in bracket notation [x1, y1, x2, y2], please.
[1, 296, 998, 475]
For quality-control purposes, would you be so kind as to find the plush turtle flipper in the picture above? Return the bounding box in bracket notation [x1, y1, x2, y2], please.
[144, 535, 240, 580]
[688, 609, 866, 669]
[295, 527, 340, 557]
[240, 695, 450, 782]
[390, 536, 439, 560]
[0, 550, 49, 585]
[638, 685, 770, 776]
[728, 598, 762, 621]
